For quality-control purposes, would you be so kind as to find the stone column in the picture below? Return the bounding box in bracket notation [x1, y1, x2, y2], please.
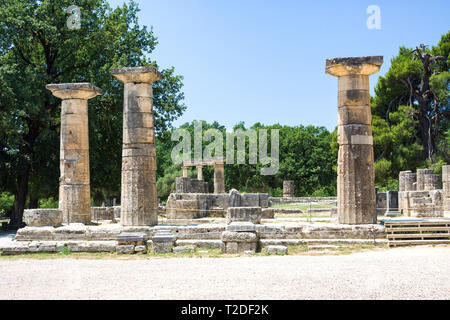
[283, 180, 295, 198]
[112, 66, 162, 226]
[197, 165, 203, 180]
[46, 83, 101, 224]
[182, 165, 189, 178]
[325, 56, 383, 224]
[214, 161, 225, 194]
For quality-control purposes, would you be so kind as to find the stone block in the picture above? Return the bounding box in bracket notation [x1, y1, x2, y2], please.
[338, 105, 372, 125]
[261, 208, 274, 219]
[24, 209, 62, 227]
[91, 207, 115, 221]
[221, 231, 258, 243]
[259, 193, 269, 208]
[134, 245, 147, 253]
[116, 245, 135, 254]
[117, 232, 147, 246]
[265, 245, 287, 255]
[152, 241, 173, 253]
[15, 226, 55, 241]
[226, 222, 256, 232]
[222, 241, 257, 254]
[173, 245, 195, 254]
[240, 194, 260, 207]
[227, 207, 262, 224]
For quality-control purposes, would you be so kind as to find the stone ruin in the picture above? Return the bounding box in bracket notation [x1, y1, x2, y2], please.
[4, 57, 430, 256]
[398, 166, 449, 218]
[166, 189, 273, 220]
[283, 180, 295, 198]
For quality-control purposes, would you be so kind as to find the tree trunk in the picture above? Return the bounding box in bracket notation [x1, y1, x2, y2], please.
[28, 194, 39, 209]
[9, 166, 31, 229]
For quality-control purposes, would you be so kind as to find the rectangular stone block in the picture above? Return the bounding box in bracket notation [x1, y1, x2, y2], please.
[227, 207, 262, 224]
[123, 127, 154, 144]
[24, 209, 62, 227]
[338, 89, 370, 107]
[338, 105, 372, 125]
[60, 149, 90, 184]
[337, 124, 372, 145]
[338, 74, 369, 92]
[123, 112, 154, 129]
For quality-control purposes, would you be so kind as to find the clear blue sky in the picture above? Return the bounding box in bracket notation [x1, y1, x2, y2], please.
[108, 0, 449, 131]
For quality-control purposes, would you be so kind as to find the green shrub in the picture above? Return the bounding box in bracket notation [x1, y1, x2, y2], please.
[0, 192, 14, 216]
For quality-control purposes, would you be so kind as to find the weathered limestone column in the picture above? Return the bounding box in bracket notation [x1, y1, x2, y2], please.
[46, 83, 101, 224]
[182, 165, 189, 178]
[326, 56, 383, 224]
[197, 165, 203, 180]
[283, 180, 295, 198]
[112, 66, 162, 226]
[214, 161, 225, 194]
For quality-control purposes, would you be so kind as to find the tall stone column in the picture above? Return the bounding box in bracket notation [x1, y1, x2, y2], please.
[197, 165, 203, 180]
[112, 66, 162, 226]
[214, 161, 225, 194]
[46, 83, 101, 224]
[325, 56, 383, 224]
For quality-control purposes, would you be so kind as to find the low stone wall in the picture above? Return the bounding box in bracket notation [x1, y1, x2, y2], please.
[166, 192, 269, 219]
[269, 197, 337, 206]
[13, 222, 385, 242]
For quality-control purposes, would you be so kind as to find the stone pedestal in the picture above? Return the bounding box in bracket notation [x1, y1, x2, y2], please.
[283, 180, 295, 198]
[214, 162, 225, 194]
[46, 83, 101, 224]
[325, 56, 383, 224]
[112, 66, 162, 226]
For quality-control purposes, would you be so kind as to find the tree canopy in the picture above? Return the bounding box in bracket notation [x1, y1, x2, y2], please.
[0, 0, 186, 226]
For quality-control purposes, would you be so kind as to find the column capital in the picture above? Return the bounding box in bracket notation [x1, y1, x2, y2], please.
[325, 56, 383, 77]
[111, 66, 162, 84]
[46, 83, 102, 100]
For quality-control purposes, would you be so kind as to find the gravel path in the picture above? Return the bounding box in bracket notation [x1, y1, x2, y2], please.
[1, 246, 449, 300]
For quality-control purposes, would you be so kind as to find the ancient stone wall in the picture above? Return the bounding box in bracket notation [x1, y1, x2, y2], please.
[175, 177, 209, 193]
[398, 167, 447, 217]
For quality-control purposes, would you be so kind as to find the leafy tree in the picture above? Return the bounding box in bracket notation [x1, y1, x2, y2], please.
[372, 32, 449, 164]
[0, 0, 185, 227]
